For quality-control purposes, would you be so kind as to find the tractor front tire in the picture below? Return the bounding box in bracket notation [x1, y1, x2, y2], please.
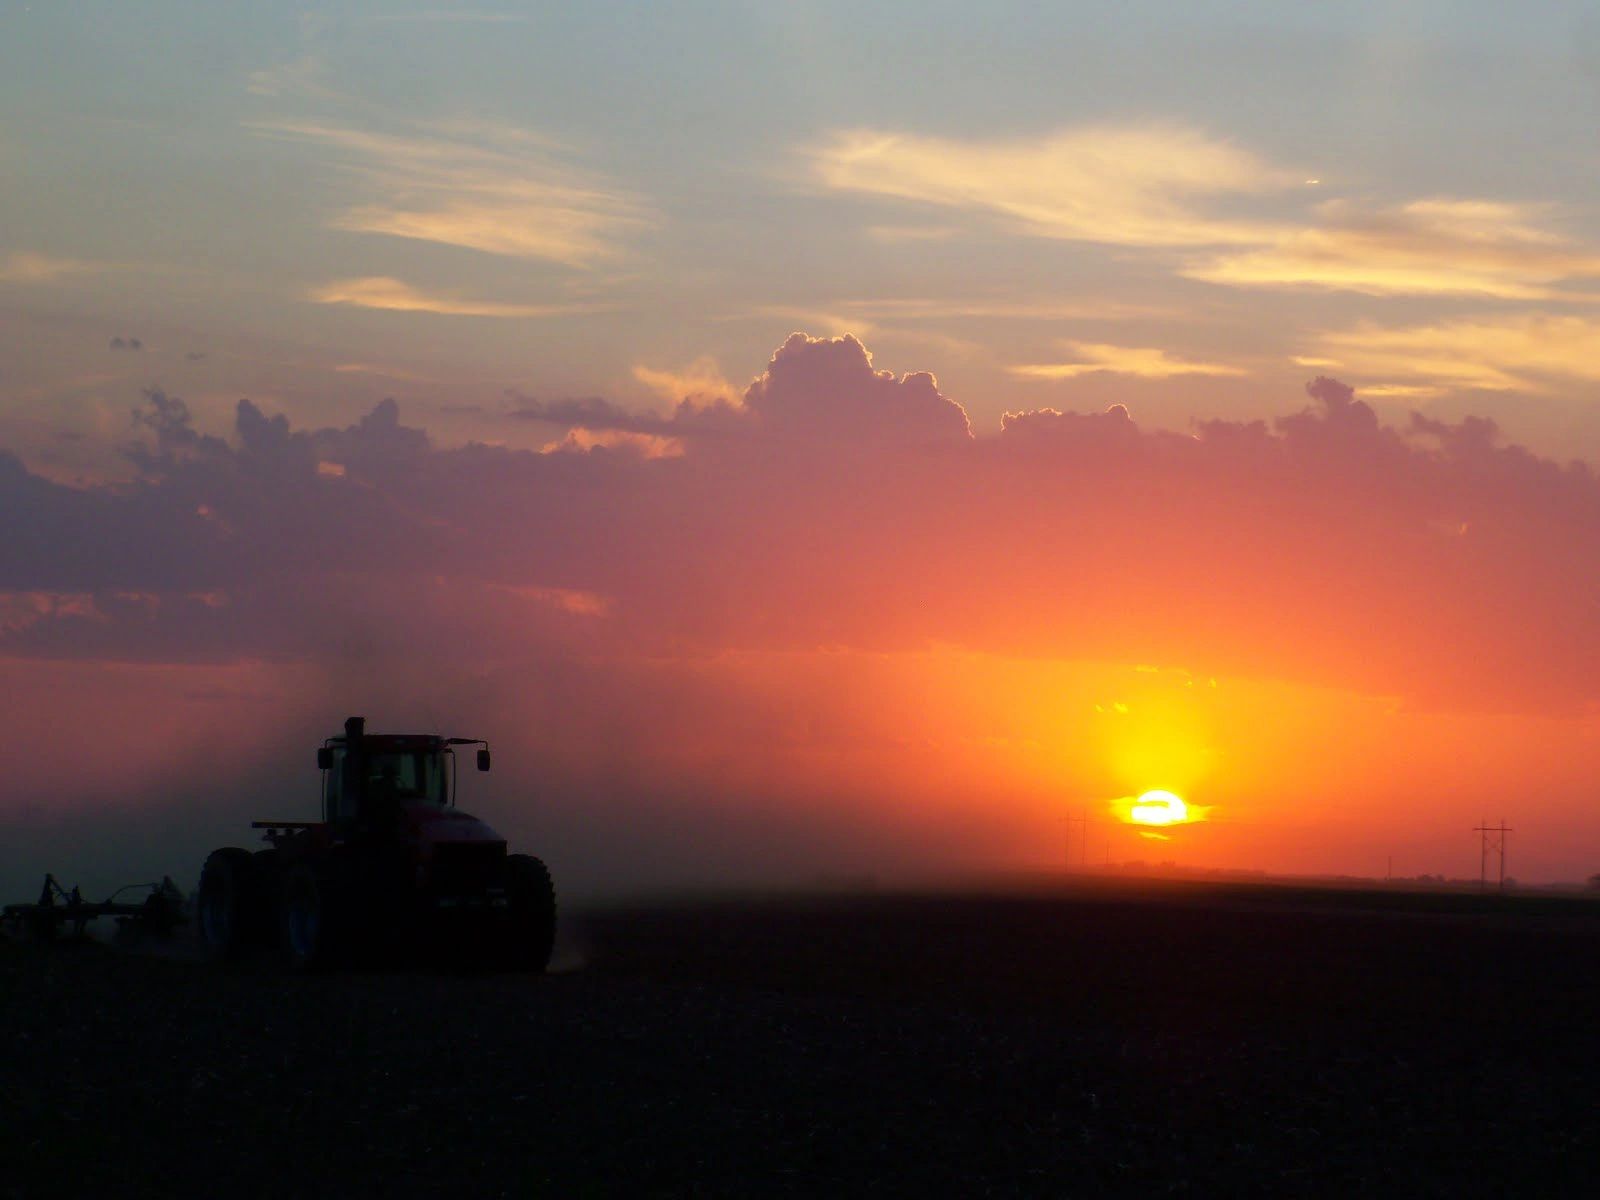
[197, 848, 256, 959]
[280, 860, 350, 972]
[505, 854, 556, 972]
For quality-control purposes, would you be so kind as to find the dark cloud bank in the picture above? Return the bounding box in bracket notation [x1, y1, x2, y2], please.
[6, 331, 1600, 895]
[5, 332, 1595, 713]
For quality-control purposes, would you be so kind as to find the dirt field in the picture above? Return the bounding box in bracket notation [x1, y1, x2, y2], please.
[3, 879, 1596, 1197]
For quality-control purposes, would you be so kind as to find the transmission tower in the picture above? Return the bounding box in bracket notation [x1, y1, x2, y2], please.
[1066, 810, 1088, 872]
[1473, 819, 1512, 891]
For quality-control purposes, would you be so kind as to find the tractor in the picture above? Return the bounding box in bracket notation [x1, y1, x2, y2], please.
[196, 717, 555, 971]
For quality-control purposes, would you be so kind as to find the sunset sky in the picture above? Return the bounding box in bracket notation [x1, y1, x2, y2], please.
[4, 3, 1599, 895]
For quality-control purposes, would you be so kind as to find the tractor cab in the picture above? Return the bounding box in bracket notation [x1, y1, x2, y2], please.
[199, 714, 553, 971]
[317, 716, 490, 826]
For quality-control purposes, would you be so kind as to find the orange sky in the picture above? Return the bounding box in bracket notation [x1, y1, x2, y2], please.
[5, 7, 1600, 897]
[3, 546, 1595, 896]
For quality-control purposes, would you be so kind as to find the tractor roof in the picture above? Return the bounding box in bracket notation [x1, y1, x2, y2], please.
[327, 733, 448, 752]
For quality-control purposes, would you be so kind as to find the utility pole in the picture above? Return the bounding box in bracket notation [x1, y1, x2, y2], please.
[1473, 819, 1512, 891]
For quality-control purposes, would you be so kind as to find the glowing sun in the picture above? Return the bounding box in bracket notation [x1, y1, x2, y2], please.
[1129, 790, 1188, 826]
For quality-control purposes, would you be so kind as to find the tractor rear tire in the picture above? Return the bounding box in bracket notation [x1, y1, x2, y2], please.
[279, 860, 350, 972]
[197, 848, 256, 959]
[505, 854, 556, 972]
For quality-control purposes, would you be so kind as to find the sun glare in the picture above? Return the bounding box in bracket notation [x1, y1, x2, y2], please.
[1129, 790, 1188, 826]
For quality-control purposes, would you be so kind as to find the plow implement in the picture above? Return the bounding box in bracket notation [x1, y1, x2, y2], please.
[2, 874, 186, 942]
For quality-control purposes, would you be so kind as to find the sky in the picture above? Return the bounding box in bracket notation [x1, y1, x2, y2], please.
[3, 2, 1599, 896]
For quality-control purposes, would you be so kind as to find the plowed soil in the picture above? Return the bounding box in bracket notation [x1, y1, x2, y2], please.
[3, 880, 1596, 1197]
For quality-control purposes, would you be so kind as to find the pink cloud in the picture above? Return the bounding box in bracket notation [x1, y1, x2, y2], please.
[12, 333, 1600, 895]
[2, 337, 1597, 715]
[742, 333, 973, 443]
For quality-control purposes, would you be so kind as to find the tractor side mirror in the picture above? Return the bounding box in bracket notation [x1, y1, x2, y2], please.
[317, 747, 333, 770]
[476, 748, 491, 772]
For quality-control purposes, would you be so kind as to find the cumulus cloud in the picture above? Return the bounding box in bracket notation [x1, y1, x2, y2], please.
[17, 333, 1600, 897]
[1000, 403, 1140, 446]
[4, 334, 1598, 716]
[743, 333, 972, 443]
[513, 335, 966, 444]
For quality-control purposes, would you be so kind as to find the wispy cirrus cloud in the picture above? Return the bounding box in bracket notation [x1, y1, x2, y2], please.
[1357, 384, 1448, 400]
[250, 119, 651, 267]
[808, 125, 1299, 247]
[863, 224, 959, 243]
[371, 9, 534, 24]
[0, 252, 105, 283]
[632, 357, 741, 406]
[308, 276, 604, 318]
[1010, 342, 1247, 380]
[724, 296, 1169, 345]
[809, 124, 1600, 306]
[1308, 313, 1600, 392]
[737, 305, 878, 339]
[1187, 199, 1600, 299]
[330, 362, 448, 383]
[246, 55, 348, 103]
[840, 297, 1173, 322]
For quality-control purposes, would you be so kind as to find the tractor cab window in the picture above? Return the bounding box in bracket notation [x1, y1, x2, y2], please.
[364, 752, 447, 806]
[322, 746, 448, 822]
[324, 748, 348, 822]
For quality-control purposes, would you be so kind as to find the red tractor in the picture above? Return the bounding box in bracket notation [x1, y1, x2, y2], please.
[197, 717, 555, 971]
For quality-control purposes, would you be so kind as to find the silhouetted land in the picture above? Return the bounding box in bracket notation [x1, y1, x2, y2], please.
[3, 878, 1597, 1197]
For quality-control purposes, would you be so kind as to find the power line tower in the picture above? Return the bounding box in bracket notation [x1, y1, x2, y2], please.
[1066, 810, 1088, 872]
[1473, 819, 1512, 891]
